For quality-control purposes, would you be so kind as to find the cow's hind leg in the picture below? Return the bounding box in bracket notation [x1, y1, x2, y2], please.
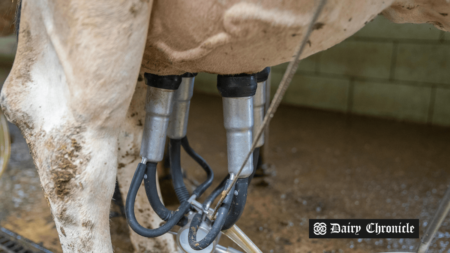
[1, 0, 151, 252]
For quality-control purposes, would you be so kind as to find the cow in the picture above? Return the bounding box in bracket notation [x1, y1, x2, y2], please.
[1, 0, 449, 252]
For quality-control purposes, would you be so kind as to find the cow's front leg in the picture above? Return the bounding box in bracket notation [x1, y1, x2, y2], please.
[0, 0, 151, 252]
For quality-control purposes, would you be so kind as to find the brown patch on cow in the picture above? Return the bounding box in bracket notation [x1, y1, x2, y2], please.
[440, 13, 448, 17]
[60, 227, 66, 237]
[67, 243, 75, 252]
[118, 163, 125, 169]
[313, 22, 324, 30]
[52, 169, 75, 197]
[129, 4, 138, 17]
[71, 138, 82, 152]
[78, 220, 95, 252]
[52, 138, 81, 199]
[79, 235, 94, 253]
[56, 207, 76, 225]
[82, 220, 95, 230]
[44, 194, 50, 206]
[46, 126, 90, 202]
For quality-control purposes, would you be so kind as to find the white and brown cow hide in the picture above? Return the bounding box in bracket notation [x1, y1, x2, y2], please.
[1, 0, 449, 252]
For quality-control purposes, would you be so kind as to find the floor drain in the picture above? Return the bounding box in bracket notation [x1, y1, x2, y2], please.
[0, 227, 52, 253]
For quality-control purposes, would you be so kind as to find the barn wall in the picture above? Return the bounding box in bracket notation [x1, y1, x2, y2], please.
[0, 35, 15, 86]
[0, 35, 16, 83]
[194, 15, 450, 127]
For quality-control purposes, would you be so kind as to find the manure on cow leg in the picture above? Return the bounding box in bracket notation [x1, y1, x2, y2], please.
[313, 22, 324, 30]
[60, 227, 66, 237]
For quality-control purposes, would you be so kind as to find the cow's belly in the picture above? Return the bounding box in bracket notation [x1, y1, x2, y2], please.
[140, 0, 394, 75]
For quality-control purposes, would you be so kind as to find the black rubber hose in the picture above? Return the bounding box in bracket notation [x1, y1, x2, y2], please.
[203, 148, 259, 209]
[222, 178, 249, 230]
[181, 136, 214, 197]
[169, 139, 190, 203]
[203, 175, 229, 209]
[222, 148, 259, 230]
[144, 162, 189, 226]
[188, 180, 235, 250]
[143, 162, 174, 221]
[248, 147, 260, 185]
[125, 162, 190, 237]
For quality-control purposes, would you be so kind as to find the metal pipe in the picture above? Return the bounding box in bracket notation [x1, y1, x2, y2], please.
[417, 184, 450, 253]
[223, 97, 254, 178]
[262, 68, 271, 164]
[214, 245, 242, 253]
[140, 86, 176, 162]
[140, 73, 182, 162]
[253, 79, 266, 148]
[167, 76, 195, 139]
[253, 67, 270, 148]
[222, 225, 262, 253]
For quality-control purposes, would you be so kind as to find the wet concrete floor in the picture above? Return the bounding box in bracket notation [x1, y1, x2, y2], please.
[1, 93, 450, 253]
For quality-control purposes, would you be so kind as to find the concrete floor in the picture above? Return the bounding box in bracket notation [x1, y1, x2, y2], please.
[1, 93, 450, 253]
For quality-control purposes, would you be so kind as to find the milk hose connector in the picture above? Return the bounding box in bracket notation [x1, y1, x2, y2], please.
[125, 70, 268, 252]
[125, 73, 187, 237]
[203, 69, 269, 231]
[167, 73, 214, 203]
[186, 73, 259, 250]
[125, 73, 213, 238]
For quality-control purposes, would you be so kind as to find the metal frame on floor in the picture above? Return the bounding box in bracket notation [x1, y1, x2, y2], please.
[0, 227, 52, 253]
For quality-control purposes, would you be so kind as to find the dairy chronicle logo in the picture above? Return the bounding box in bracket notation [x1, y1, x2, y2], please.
[313, 222, 327, 235]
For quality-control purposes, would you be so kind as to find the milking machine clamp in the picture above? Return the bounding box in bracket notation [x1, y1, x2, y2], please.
[181, 72, 197, 77]
[126, 71, 267, 252]
[255, 67, 270, 83]
[217, 73, 257, 97]
[143, 73, 182, 90]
